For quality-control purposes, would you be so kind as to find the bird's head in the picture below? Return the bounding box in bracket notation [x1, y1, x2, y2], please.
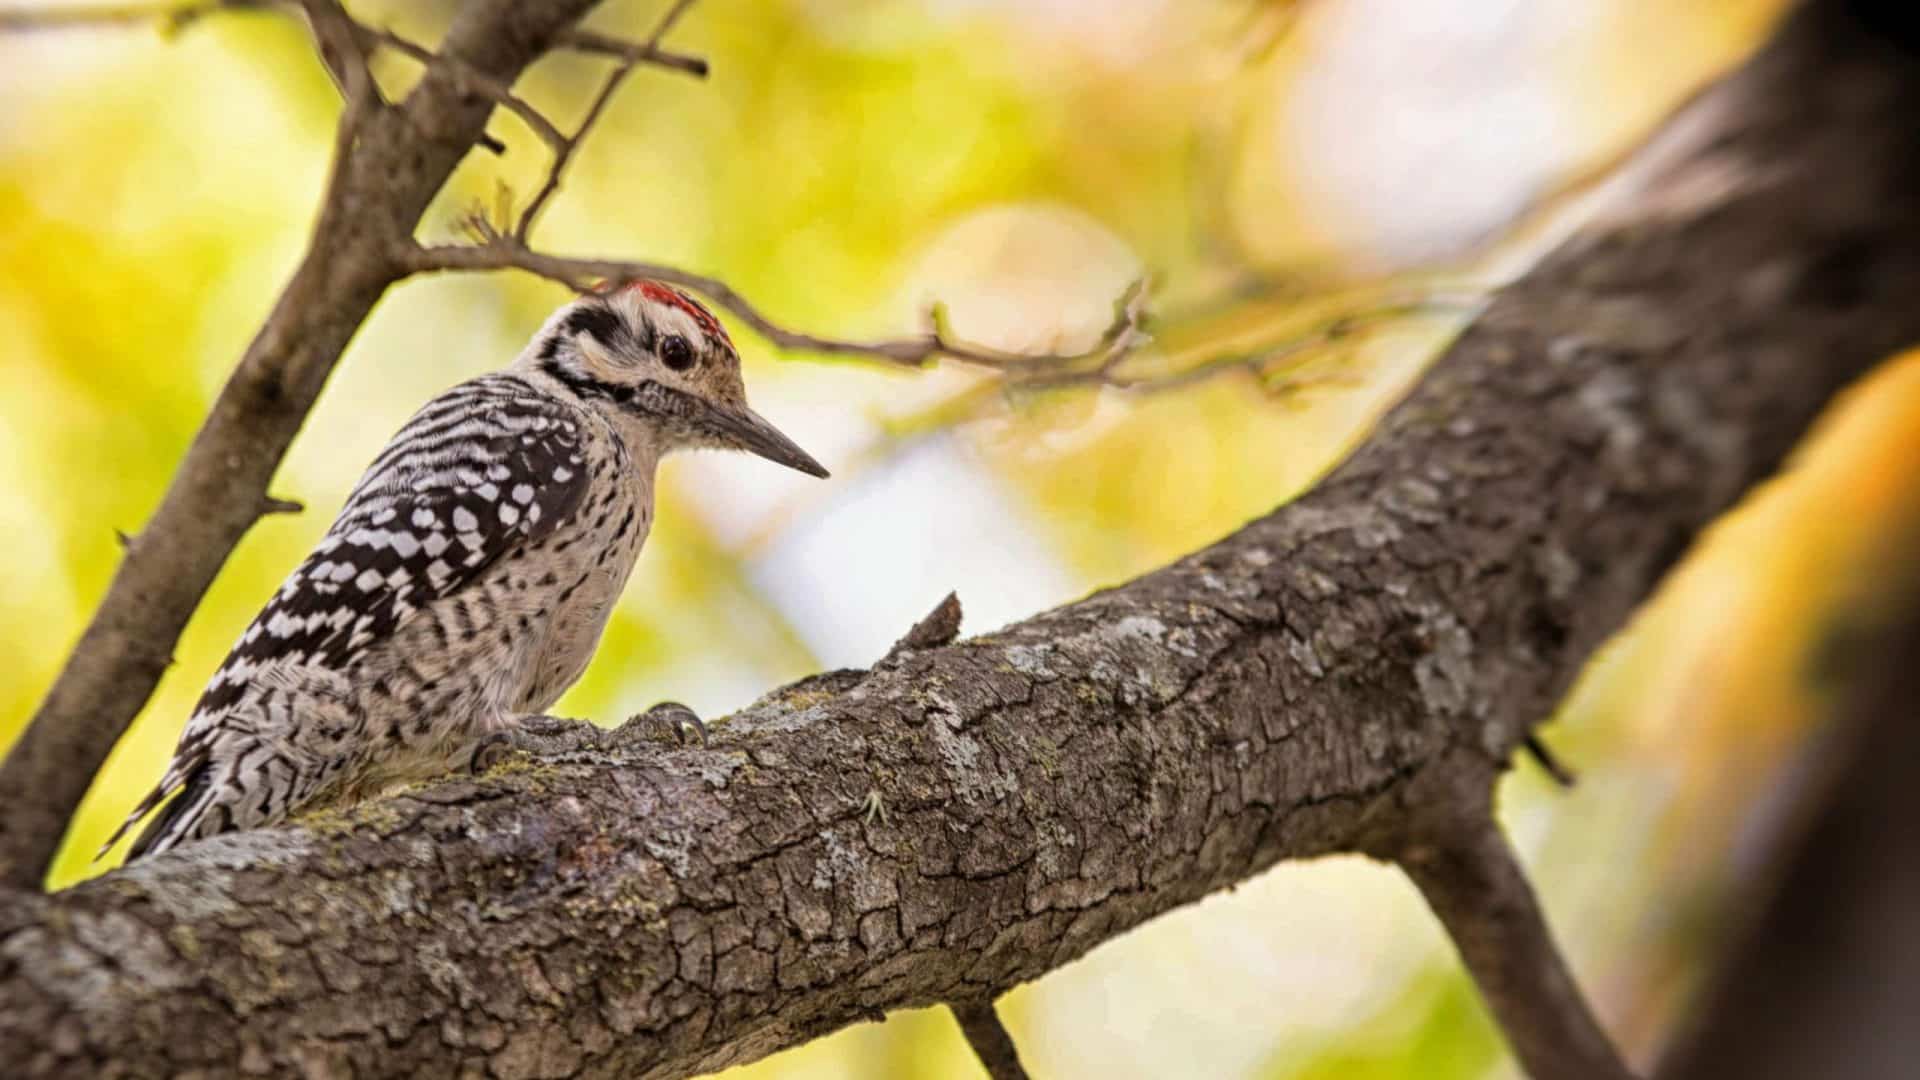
[517, 279, 828, 478]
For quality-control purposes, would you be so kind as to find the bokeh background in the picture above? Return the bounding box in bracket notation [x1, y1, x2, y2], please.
[6, 0, 1918, 1076]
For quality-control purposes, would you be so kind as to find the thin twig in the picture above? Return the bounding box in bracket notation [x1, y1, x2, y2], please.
[517, 0, 705, 242]
[296, 0, 372, 105]
[362, 25, 566, 153]
[403, 230, 1154, 374]
[557, 25, 707, 77]
[1014, 292, 1472, 396]
[1523, 733, 1578, 788]
[949, 1000, 1031, 1080]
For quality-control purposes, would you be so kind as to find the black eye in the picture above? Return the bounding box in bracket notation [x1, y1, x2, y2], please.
[660, 334, 696, 372]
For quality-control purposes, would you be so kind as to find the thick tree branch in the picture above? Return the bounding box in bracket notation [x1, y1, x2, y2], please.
[4, 4, 1918, 1076]
[0, 0, 608, 890]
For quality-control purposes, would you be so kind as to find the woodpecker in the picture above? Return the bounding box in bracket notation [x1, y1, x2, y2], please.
[104, 280, 828, 860]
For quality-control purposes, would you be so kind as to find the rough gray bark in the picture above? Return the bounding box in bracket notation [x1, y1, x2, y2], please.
[5, 1, 1920, 1077]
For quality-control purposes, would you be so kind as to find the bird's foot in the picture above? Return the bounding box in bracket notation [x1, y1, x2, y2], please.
[620, 700, 709, 747]
[466, 715, 607, 775]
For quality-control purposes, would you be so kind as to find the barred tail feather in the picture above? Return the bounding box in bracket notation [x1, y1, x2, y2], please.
[97, 756, 211, 863]
[126, 763, 217, 860]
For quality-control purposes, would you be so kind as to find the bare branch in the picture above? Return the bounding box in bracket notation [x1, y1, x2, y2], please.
[1523, 733, 1578, 788]
[1656, 542, 1920, 1080]
[951, 1000, 1032, 1080]
[558, 25, 708, 77]
[360, 24, 567, 154]
[295, 0, 372, 105]
[405, 228, 1156, 373]
[1009, 289, 1470, 397]
[1386, 760, 1634, 1080]
[516, 0, 708, 242]
[407, 224, 1463, 399]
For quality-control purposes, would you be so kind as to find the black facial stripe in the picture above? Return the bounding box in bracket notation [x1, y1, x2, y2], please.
[541, 357, 610, 402]
[562, 304, 625, 349]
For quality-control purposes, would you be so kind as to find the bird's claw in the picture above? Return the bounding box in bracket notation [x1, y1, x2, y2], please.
[466, 716, 605, 775]
[626, 700, 708, 746]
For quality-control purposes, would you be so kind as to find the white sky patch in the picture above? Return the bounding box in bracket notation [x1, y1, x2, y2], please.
[1278, 0, 1597, 267]
[743, 435, 1079, 670]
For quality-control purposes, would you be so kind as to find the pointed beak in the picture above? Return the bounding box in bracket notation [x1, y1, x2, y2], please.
[707, 404, 830, 478]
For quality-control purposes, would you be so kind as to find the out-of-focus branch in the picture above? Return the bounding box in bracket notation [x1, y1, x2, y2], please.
[414, 211, 1470, 395]
[516, 0, 706, 242]
[403, 226, 1157, 374]
[558, 25, 708, 77]
[1009, 289, 1472, 396]
[1655, 527, 1920, 1080]
[1385, 761, 1634, 1080]
[359, 25, 568, 153]
[950, 1000, 1032, 1080]
[296, 0, 372, 105]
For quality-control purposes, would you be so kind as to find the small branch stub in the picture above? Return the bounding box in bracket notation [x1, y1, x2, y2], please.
[950, 1000, 1031, 1080]
[885, 591, 963, 659]
[1523, 733, 1578, 788]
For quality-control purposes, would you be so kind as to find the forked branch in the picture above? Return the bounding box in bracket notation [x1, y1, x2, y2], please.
[1383, 760, 1635, 1080]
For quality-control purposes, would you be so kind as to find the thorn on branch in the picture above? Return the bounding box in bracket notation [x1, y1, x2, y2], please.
[260, 495, 304, 517]
[113, 528, 135, 551]
[949, 999, 1031, 1080]
[883, 591, 963, 662]
[1524, 733, 1578, 788]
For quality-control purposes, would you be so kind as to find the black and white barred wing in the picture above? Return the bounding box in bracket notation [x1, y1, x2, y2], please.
[106, 376, 590, 857]
[202, 380, 590, 704]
